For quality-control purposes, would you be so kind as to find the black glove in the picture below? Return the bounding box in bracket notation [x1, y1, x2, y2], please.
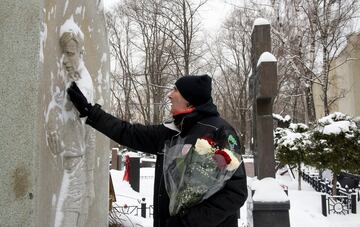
[67, 81, 92, 117]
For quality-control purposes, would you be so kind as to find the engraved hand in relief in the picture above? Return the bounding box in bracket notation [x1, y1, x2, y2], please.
[47, 131, 64, 155]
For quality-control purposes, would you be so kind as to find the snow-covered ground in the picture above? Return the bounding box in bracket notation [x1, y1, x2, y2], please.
[277, 173, 360, 227]
[110, 167, 360, 227]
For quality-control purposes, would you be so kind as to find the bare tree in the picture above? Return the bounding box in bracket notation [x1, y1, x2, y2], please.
[250, 0, 317, 123]
[107, 0, 179, 124]
[106, 10, 134, 122]
[106, 0, 210, 126]
[248, 0, 358, 122]
[161, 0, 208, 76]
[208, 8, 254, 153]
[305, 0, 359, 116]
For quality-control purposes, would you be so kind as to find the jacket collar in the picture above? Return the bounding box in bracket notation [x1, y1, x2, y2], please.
[163, 99, 219, 134]
[163, 121, 180, 133]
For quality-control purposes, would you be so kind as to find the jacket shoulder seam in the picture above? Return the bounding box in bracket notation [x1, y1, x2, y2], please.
[196, 121, 218, 130]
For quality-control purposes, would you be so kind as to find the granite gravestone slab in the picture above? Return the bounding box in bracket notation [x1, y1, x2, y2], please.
[0, 1, 110, 226]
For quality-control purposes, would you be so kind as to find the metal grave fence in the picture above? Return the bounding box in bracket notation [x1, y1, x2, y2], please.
[302, 171, 358, 216]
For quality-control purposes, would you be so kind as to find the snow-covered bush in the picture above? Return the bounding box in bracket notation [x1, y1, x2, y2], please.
[307, 112, 360, 194]
[274, 122, 311, 190]
[275, 123, 311, 163]
[274, 112, 360, 192]
[273, 113, 291, 128]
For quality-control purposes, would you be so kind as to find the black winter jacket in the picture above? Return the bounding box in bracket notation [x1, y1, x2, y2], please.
[86, 101, 247, 227]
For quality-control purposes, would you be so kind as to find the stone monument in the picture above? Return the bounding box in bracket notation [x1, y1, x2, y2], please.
[0, 1, 110, 226]
[249, 18, 277, 179]
[248, 178, 290, 227]
[247, 19, 290, 227]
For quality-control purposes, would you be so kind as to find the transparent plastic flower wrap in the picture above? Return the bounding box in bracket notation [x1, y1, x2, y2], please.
[163, 131, 242, 216]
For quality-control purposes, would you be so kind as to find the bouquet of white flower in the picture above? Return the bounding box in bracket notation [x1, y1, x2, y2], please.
[163, 132, 242, 216]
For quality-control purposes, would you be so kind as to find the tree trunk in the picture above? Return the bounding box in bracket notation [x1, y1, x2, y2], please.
[332, 174, 338, 195]
[304, 85, 316, 123]
[298, 164, 302, 191]
[240, 109, 247, 154]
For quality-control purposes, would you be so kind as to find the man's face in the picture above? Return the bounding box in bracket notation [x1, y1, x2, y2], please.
[62, 39, 80, 80]
[168, 87, 191, 115]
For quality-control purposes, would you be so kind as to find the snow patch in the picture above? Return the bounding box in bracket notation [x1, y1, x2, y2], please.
[39, 22, 47, 63]
[101, 53, 107, 63]
[257, 52, 277, 67]
[251, 177, 289, 202]
[323, 120, 353, 135]
[318, 112, 350, 124]
[317, 112, 357, 135]
[82, 7, 86, 19]
[52, 194, 57, 206]
[75, 6, 83, 15]
[124, 151, 142, 158]
[254, 18, 270, 26]
[63, 0, 69, 16]
[60, 16, 84, 41]
[273, 113, 291, 122]
[88, 26, 93, 33]
[54, 171, 70, 227]
[289, 123, 308, 131]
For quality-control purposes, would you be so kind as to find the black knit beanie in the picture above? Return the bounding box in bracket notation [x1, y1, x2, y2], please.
[175, 74, 212, 106]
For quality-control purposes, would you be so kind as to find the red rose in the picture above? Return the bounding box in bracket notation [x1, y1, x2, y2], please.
[214, 150, 231, 164]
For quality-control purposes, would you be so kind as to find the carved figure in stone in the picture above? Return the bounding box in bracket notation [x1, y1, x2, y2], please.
[45, 27, 96, 227]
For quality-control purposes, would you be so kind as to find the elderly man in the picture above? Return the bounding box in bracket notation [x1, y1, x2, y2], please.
[67, 74, 247, 227]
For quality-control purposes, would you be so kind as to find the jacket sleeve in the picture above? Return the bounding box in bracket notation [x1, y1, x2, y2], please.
[181, 161, 247, 227]
[85, 104, 170, 154]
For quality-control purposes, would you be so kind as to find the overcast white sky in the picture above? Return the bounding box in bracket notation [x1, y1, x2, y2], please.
[102, 0, 236, 32]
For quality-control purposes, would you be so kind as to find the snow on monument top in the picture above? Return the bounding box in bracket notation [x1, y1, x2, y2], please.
[60, 15, 84, 40]
[257, 52, 277, 67]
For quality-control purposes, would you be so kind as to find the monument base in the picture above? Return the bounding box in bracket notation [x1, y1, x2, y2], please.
[252, 201, 290, 227]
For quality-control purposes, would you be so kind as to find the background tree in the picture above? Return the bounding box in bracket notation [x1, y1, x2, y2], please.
[248, 0, 359, 122]
[308, 0, 359, 116]
[164, 0, 208, 76]
[107, 0, 201, 125]
[208, 7, 254, 153]
[249, 0, 318, 124]
[106, 9, 134, 122]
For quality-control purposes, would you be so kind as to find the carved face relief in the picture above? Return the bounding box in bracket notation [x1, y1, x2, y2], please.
[62, 39, 81, 80]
